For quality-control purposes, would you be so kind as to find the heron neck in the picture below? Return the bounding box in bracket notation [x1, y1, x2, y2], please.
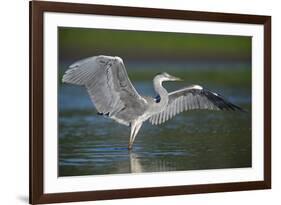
[153, 78, 169, 106]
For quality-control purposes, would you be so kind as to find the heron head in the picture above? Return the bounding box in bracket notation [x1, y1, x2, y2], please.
[156, 72, 182, 82]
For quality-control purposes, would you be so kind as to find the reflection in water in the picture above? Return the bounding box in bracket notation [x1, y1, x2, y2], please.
[129, 152, 142, 173]
[59, 82, 252, 177]
[129, 152, 177, 173]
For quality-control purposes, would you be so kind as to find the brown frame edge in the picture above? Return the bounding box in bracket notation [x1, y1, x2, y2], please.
[29, 1, 271, 204]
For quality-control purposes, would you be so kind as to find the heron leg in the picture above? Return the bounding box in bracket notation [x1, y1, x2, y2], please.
[128, 121, 143, 150]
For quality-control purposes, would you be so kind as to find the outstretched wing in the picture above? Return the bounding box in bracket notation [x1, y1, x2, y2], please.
[62, 55, 147, 125]
[149, 85, 244, 125]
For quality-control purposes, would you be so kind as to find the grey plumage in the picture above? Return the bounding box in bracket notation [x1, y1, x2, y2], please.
[62, 55, 147, 126]
[148, 85, 243, 125]
[62, 55, 244, 150]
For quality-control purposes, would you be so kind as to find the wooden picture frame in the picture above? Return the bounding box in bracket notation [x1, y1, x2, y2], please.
[30, 0, 271, 204]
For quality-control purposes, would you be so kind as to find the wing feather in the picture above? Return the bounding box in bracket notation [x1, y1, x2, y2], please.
[62, 55, 147, 125]
[150, 85, 244, 125]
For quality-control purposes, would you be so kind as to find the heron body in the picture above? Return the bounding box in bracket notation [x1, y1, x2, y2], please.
[62, 55, 243, 150]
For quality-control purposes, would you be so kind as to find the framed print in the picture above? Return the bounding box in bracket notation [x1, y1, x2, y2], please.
[29, 0, 271, 204]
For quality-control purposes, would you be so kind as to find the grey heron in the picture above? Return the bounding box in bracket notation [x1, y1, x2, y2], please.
[62, 55, 244, 150]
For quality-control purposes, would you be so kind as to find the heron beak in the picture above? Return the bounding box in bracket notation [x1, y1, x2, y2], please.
[170, 75, 182, 81]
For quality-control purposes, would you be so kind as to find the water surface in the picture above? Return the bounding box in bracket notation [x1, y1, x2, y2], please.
[58, 81, 251, 176]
